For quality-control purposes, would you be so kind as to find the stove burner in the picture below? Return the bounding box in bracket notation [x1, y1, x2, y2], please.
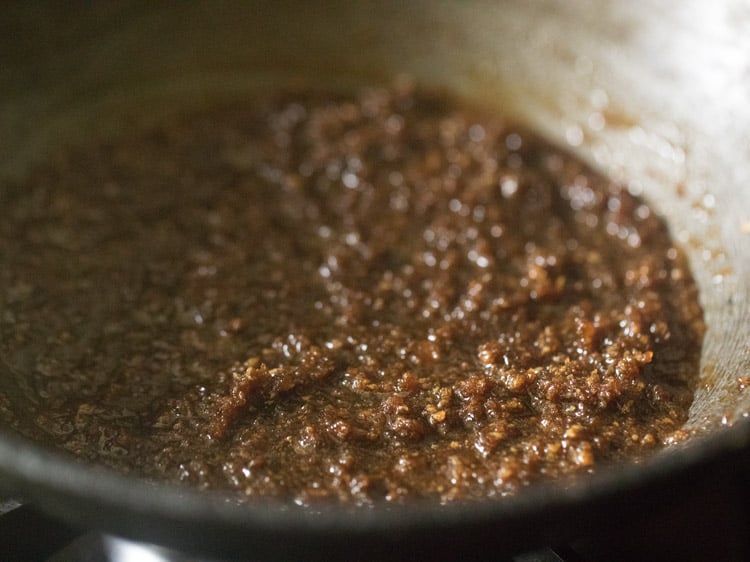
[103, 536, 223, 562]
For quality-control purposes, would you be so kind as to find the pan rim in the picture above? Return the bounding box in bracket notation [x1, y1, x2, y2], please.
[0, 418, 748, 556]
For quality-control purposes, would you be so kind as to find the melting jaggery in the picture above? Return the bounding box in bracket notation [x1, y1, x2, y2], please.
[0, 85, 704, 505]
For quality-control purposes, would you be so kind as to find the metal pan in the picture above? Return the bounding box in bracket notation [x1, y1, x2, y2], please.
[1, 1, 749, 559]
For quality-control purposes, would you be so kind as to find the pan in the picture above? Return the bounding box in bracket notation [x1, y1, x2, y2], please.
[1, 1, 749, 559]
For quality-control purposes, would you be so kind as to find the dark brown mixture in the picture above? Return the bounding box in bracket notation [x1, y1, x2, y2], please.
[0, 86, 705, 505]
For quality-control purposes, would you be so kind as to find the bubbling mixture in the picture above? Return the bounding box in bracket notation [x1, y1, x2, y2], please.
[0, 85, 704, 505]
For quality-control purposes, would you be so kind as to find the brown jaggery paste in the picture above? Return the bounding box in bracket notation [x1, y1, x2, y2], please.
[0, 86, 705, 504]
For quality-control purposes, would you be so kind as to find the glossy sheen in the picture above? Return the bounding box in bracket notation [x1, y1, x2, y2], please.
[0, 88, 704, 505]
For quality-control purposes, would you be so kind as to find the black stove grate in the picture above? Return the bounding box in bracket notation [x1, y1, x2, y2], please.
[0, 500, 579, 562]
[2, 494, 749, 562]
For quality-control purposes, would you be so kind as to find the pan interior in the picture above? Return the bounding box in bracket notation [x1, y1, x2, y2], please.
[1, 0, 749, 484]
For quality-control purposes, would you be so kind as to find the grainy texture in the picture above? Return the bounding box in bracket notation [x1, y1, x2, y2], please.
[0, 86, 705, 505]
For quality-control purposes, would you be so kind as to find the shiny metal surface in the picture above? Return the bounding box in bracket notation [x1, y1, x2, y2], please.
[2, 0, 748, 426]
[1, 1, 749, 558]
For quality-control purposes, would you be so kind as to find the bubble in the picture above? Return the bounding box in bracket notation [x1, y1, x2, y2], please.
[590, 89, 609, 109]
[468, 124, 486, 143]
[342, 171, 359, 189]
[505, 133, 523, 151]
[587, 112, 606, 132]
[565, 125, 584, 147]
[500, 176, 518, 198]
